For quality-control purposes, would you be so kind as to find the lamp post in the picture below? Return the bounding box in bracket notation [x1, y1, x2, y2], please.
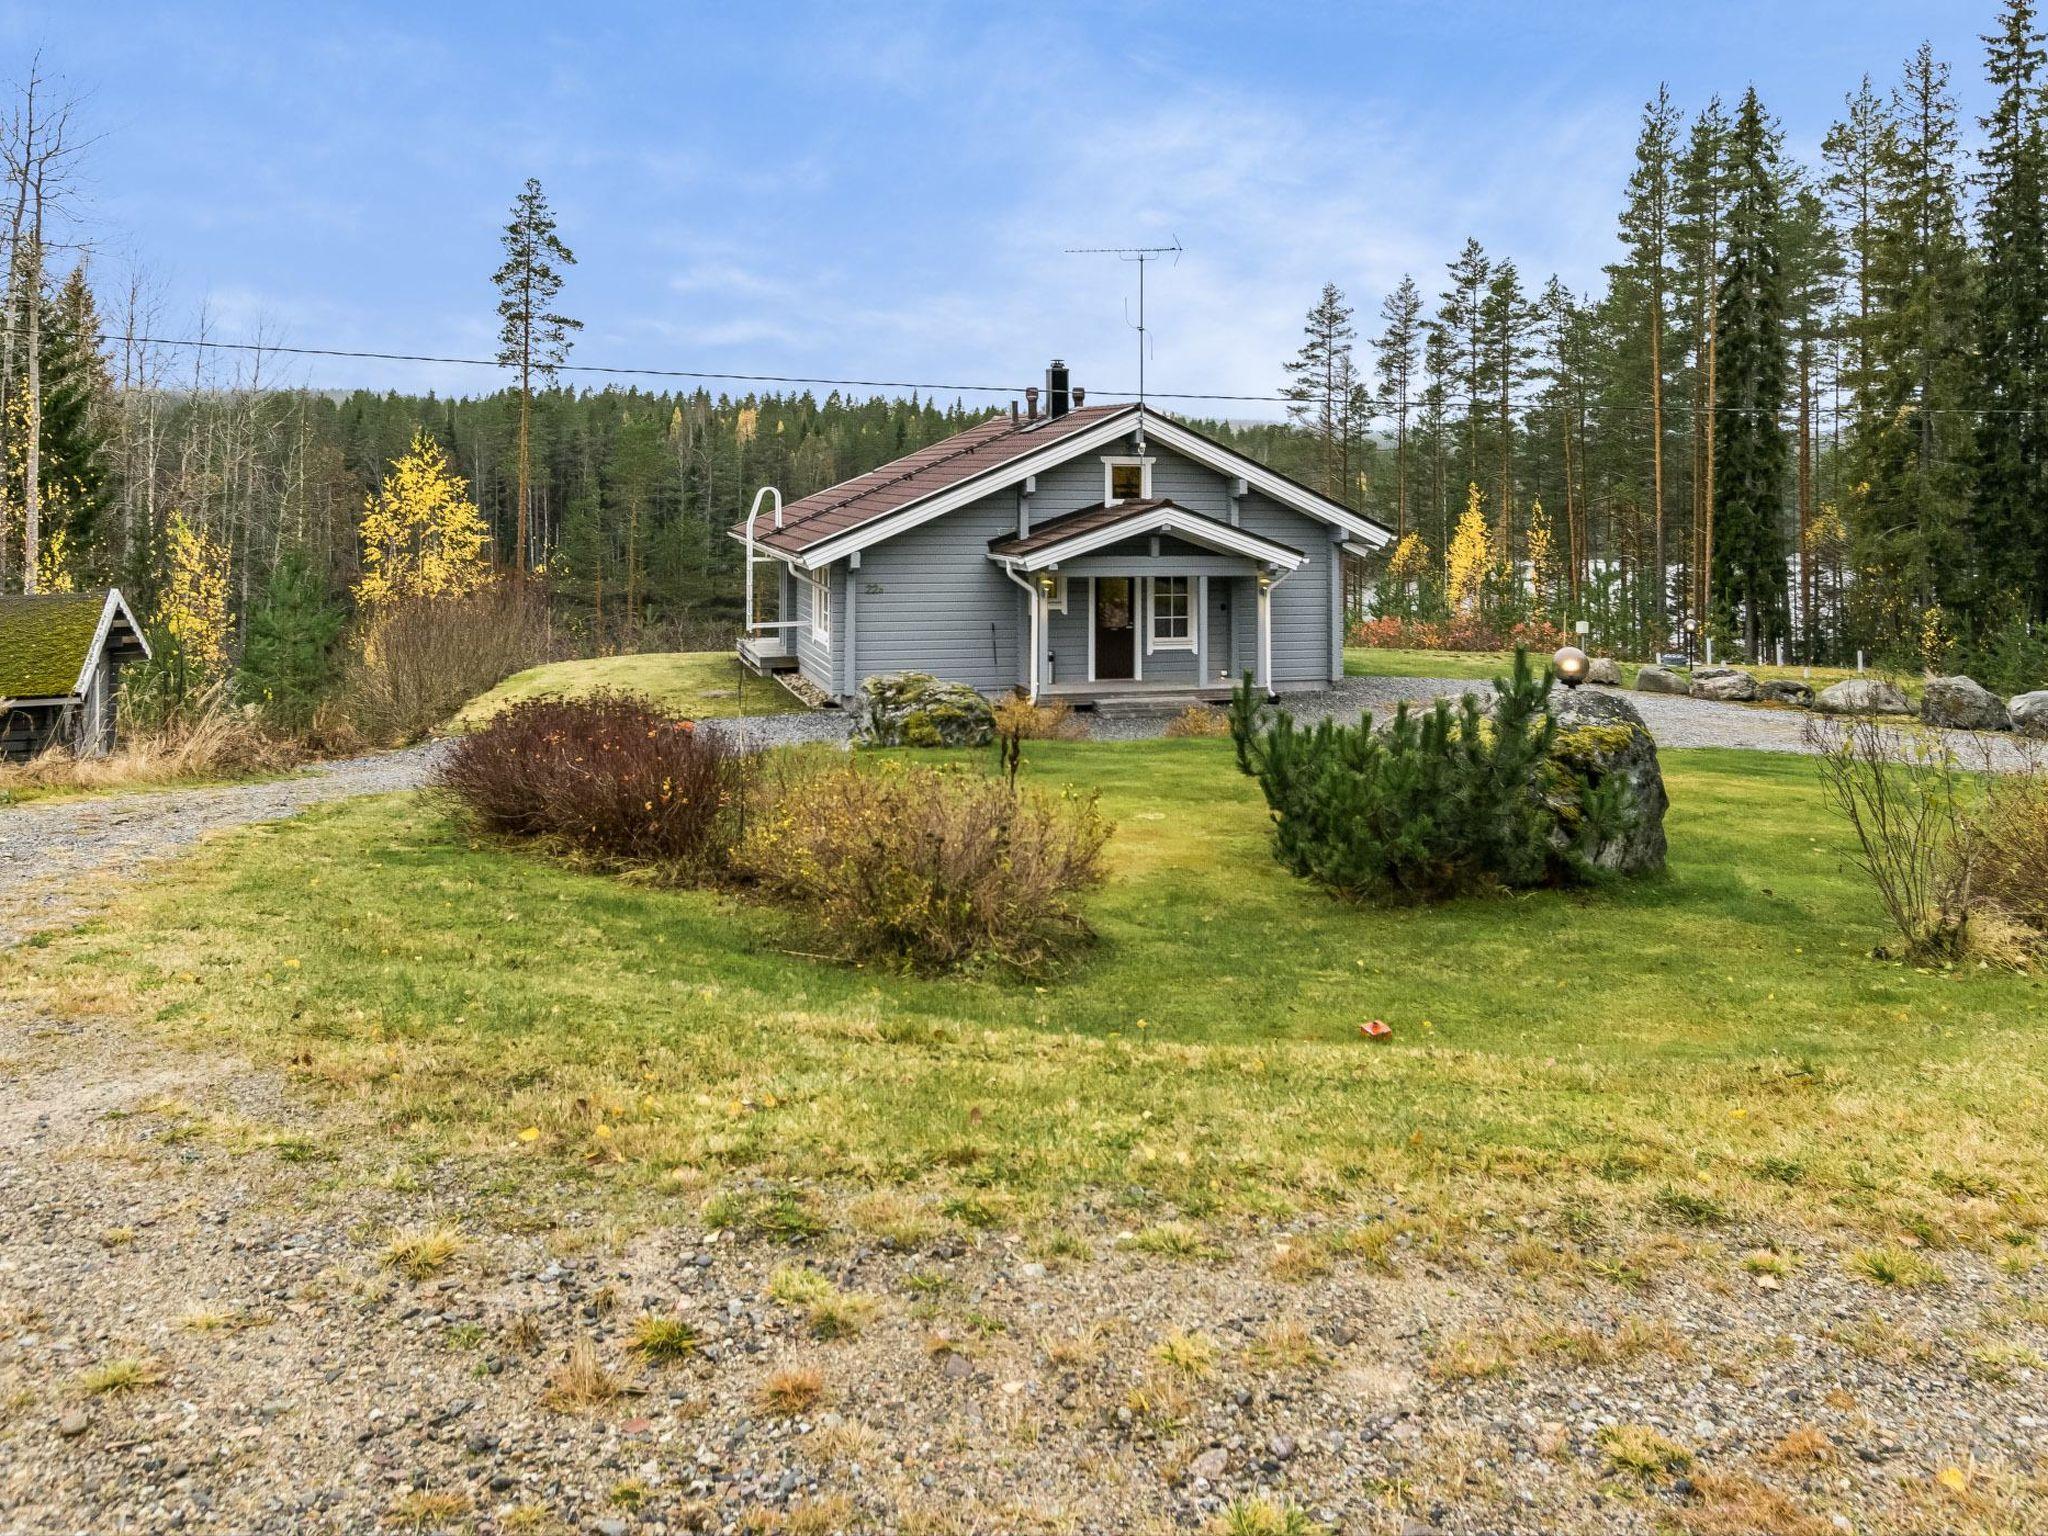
[1684, 616, 1699, 668]
[1552, 645, 1590, 689]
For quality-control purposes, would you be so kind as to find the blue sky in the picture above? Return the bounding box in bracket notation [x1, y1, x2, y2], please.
[10, 1, 2004, 416]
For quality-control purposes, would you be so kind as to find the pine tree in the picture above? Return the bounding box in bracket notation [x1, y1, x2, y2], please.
[1616, 85, 1681, 627]
[1675, 99, 1731, 625]
[1373, 276, 1423, 538]
[1438, 239, 1492, 492]
[492, 178, 581, 577]
[1822, 76, 1892, 400]
[1281, 283, 1362, 501]
[1481, 259, 1536, 558]
[1711, 87, 1794, 658]
[1971, 0, 2048, 621]
[1778, 183, 1843, 655]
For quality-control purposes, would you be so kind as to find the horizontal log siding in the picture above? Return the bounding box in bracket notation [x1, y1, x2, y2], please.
[852, 489, 1020, 694]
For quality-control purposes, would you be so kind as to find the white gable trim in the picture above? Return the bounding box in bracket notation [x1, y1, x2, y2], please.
[71, 588, 152, 698]
[991, 507, 1308, 574]
[792, 405, 1391, 568]
[1135, 414, 1393, 549]
[792, 408, 1144, 569]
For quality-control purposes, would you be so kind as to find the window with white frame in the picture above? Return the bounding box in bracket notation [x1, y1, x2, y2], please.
[1149, 575, 1193, 649]
[1103, 456, 1152, 505]
[807, 568, 831, 645]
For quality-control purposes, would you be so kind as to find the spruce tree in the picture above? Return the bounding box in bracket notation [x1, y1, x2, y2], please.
[1711, 87, 1794, 658]
[1616, 85, 1681, 627]
[237, 550, 345, 731]
[1971, 0, 2048, 621]
[1438, 239, 1492, 492]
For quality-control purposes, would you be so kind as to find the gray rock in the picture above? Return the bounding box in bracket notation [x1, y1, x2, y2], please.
[851, 673, 995, 748]
[1814, 677, 1912, 715]
[1760, 679, 1814, 706]
[2012, 690, 2048, 738]
[1690, 665, 1760, 702]
[1549, 689, 1668, 876]
[1584, 657, 1622, 686]
[1921, 675, 2010, 731]
[1189, 1447, 1229, 1481]
[1268, 1433, 1297, 1461]
[1634, 664, 1690, 695]
[56, 1410, 89, 1438]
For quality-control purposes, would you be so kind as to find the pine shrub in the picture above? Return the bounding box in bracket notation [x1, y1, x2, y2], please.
[740, 761, 1109, 974]
[435, 691, 740, 874]
[1229, 648, 1623, 902]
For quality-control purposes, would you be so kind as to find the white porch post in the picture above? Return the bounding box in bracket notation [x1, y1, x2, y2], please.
[1256, 571, 1274, 696]
[1196, 574, 1210, 685]
[1030, 577, 1048, 702]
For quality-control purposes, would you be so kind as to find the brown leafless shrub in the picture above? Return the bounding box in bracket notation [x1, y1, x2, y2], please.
[739, 760, 1110, 975]
[1163, 704, 1231, 739]
[1966, 737, 2048, 954]
[325, 581, 548, 746]
[434, 692, 741, 875]
[990, 694, 1086, 741]
[1804, 715, 1979, 960]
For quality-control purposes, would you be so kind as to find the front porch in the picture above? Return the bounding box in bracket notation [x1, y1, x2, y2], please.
[1041, 676, 1238, 708]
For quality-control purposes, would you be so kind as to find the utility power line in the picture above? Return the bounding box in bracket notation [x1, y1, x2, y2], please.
[78, 328, 2048, 419]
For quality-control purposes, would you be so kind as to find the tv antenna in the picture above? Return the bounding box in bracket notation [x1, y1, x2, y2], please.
[1065, 238, 1183, 407]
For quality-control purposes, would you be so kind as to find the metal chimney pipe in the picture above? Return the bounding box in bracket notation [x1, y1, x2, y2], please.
[1024, 385, 1039, 421]
[1072, 385, 1085, 408]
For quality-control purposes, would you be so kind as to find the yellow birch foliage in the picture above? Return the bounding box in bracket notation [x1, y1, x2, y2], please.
[1446, 483, 1493, 617]
[355, 431, 490, 610]
[1386, 531, 1430, 582]
[156, 510, 232, 676]
[1525, 497, 1553, 614]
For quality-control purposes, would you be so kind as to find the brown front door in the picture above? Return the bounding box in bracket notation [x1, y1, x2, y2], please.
[1094, 577, 1135, 680]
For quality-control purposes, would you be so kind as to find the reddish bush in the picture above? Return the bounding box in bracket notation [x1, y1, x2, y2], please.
[1348, 615, 1571, 653]
[435, 691, 740, 873]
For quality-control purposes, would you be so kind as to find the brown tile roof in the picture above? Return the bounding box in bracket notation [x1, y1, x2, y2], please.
[732, 403, 1134, 557]
[988, 499, 1305, 562]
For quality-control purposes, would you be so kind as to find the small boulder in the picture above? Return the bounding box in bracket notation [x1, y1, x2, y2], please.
[2011, 690, 2048, 738]
[1813, 677, 1912, 716]
[1690, 665, 1760, 702]
[1549, 689, 1668, 876]
[1760, 679, 1814, 706]
[1584, 657, 1622, 686]
[1920, 675, 2010, 731]
[1189, 1447, 1229, 1482]
[1634, 664, 1690, 696]
[852, 673, 995, 747]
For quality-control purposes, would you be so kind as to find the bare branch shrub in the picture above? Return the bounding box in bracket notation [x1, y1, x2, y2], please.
[1804, 715, 1978, 960]
[325, 582, 547, 746]
[1967, 736, 2048, 952]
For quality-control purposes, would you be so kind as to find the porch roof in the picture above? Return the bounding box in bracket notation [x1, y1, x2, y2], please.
[986, 498, 1307, 572]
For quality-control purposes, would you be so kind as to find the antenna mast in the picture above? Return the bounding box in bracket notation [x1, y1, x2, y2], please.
[1064, 238, 1183, 407]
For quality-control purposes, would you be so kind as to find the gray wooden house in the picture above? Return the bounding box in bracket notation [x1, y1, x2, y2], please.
[736, 363, 1391, 704]
[0, 589, 152, 760]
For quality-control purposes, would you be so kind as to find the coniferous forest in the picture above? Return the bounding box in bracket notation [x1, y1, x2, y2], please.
[7, 1, 2048, 705]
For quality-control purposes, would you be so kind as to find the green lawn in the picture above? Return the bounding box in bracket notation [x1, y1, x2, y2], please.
[1344, 645, 1922, 701]
[13, 740, 2044, 1257]
[454, 651, 808, 728]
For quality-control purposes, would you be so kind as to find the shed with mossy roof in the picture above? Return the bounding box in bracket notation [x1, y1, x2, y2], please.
[0, 589, 152, 760]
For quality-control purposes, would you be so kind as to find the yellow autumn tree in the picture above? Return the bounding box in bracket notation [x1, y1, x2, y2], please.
[1525, 497, 1554, 616]
[354, 431, 490, 610]
[1445, 483, 1493, 617]
[156, 510, 233, 677]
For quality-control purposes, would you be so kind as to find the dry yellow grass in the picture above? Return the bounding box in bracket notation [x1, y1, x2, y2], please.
[540, 1341, 620, 1411]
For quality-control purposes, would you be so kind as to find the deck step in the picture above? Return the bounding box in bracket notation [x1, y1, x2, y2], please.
[1087, 693, 1227, 714]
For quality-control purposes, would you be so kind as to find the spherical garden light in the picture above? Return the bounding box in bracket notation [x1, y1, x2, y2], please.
[1552, 645, 1591, 689]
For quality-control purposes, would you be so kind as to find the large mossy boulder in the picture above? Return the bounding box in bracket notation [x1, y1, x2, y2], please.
[1634, 664, 1690, 696]
[1690, 665, 1759, 702]
[852, 673, 995, 748]
[1813, 677, 1912, 716]
[1920, 675, 2010, 731]
[1547, 689, 1668, 876]
[2012, 691, 2048, 738]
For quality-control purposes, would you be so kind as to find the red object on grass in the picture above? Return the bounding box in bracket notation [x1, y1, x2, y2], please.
[1359, 1019, 1392, 1039]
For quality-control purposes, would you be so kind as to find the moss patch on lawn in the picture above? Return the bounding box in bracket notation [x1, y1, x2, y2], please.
[10, 742, 2045, 1251]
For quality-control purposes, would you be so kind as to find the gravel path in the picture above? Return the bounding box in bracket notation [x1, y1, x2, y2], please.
[0, 745, 444, 944]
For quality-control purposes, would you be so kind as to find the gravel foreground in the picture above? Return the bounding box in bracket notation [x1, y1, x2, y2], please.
[1, 704, 2044, 1534]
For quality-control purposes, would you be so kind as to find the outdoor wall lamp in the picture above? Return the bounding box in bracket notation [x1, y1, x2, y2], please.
[1552, 645, 1590, 688]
